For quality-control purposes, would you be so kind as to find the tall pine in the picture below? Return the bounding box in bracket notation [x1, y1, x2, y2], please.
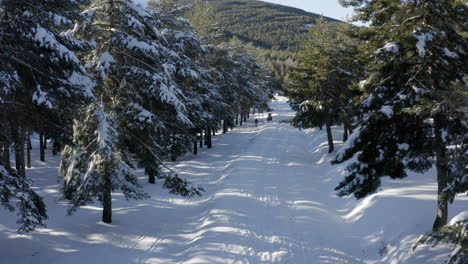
[335, 0, 467, 230]
[0, 0, 93, 232]
[59, 0, 203, 223]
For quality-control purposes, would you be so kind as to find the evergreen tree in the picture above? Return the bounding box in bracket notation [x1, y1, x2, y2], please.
[59, 0, 202, 223]
[0, 0, 94, 173]
[0, 161, 47, 233]
[335, 0, 467, 230]
[0, 0, 92, 231]
[286, 19, 361, 152]
[60, 102, 148, 223]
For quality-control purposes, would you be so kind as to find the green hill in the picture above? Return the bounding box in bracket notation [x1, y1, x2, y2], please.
[208, 0, 340, 51]
[186, 0, 342, 89]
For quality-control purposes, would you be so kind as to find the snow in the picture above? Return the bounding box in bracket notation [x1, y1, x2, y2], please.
[0, 97, 466, 264]
[448, 211, 468, 226]
[412, 85, 427, 95]
[359, 79, 368, 89]
[49, 12, 70, 26]
[397, 143, 410, 151]
[380, 105, 394, 117]
[336, 126, 362, 162]
[32, 85, 53, 109]
[377, 42, 399, 54]
[415, 31, 435, 57]
[362, 94, 374, 107]
[96, 51, 115, 79]
[128, 1, 152, 17]
[95, 105, 111, 152]
[443, 48, 459, 58]
[68, 71, 95, 98]
[129, 103, 157, 124]
[401, 0, 420, 6]
[116, 34, 160, 56]
[23, 11, 33, 17]
[33, 26, 81, 65]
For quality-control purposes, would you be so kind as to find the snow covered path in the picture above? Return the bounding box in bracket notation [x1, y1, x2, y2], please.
[0, 96, 466, 264]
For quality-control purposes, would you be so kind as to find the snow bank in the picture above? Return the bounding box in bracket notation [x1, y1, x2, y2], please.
[449, 211, 468, 226]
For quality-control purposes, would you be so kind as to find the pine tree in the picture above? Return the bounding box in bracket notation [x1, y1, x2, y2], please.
[335, 0, 467, 230]
[0, 160, 47, 233]
[0, 0, 93, 231]
[286, 18, 361, 152]
[60, 102, 148, 223]
[0, 0, 94, 157]
[59, 0, 203, 222]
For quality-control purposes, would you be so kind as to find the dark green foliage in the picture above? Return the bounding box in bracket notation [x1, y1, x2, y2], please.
[0, 0, 92, 232]
[162, 172, 205, 197]
[286, 19, 362, 152]
[186, 0, 341, 90]
[413, 217, 468, 264]
[334, 0, 468, 230]
[206, 0, 339, 51]
[0, 163, 47, 233]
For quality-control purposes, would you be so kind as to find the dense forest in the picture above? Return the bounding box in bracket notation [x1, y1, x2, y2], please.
[206, 0, 339, 51]
[186, 0, 340, 89]
[0, 0, 272, 230]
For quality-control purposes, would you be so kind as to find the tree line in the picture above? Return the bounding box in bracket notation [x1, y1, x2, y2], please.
[286, 1, 467, 262]
[0, 0, 272, 233]
[184, 0, 340, 91]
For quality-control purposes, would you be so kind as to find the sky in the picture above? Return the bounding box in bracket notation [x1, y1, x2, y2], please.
[134, 0, 356, 22]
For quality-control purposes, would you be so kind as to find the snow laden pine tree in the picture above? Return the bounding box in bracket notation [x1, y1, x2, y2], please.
[0, 0, 93, 232]
[335, 0, 467, 231]
[0, 162, 47, 233]
[59, 0, 203, 223]
[60, 103, 148, 223]
[157, 6, 228, 157]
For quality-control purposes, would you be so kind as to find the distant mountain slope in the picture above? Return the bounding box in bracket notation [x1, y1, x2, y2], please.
[208, 0, 340, 51]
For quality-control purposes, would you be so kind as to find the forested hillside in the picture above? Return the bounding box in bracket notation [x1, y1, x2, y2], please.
[188, 0, 340, 89]
[207, 0, 338, 51]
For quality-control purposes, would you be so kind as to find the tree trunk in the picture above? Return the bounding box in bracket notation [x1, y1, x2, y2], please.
[193, 135, 198, 155]
[243, 115, 247, 122]
[102, 174, 112, 223]
[235, 114, 238, 125]
[26, 131, 31, 168]
[19, 130, 26, 177]
[39, 133, 45, 162]
[148, 172, 156, 184]
[223, 120, 227, 134]
[240, 115, 243, 126]
[212, 129, 215, 136]
[14, 127, 26, 176]
[432, 118, 449, 231]
[343, 124, 349, 142]
[43, 136, 47, 150]
[204, 128, 208, 146]
[2, 142, 11, 170]
[199, 130, 203, 148]
[326, 122, 334, 153]
[207, 127, 212, 149]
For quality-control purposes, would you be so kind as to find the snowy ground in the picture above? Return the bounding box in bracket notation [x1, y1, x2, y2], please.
[0, 96, 466, 264]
